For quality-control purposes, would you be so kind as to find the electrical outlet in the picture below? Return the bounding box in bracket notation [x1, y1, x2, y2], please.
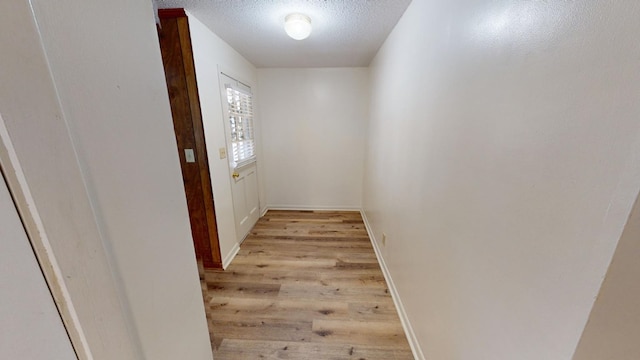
[382, 232, 387, 246]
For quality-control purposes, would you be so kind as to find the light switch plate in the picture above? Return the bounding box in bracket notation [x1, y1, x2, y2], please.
[219, 147, 227, 159]
[184, 148, 195, 163]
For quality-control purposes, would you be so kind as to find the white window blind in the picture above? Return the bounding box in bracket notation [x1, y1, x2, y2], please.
[225, 85, 255, 167]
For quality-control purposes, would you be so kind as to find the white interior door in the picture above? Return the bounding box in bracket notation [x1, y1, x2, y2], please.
[220, 72, 260, 242]
[231, 162, 260, 240]
[0, 173, 76, 359]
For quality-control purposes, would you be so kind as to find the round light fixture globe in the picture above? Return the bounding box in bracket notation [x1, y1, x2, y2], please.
[284, 13, 312, 40]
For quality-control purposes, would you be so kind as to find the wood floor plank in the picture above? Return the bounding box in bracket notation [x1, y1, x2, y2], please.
[200, 210, 414, 359]
[227, 261, 382, 275]
[210, 318, 313, 343]
[230, 256, 337, 268]
[242, 238, 373, 251]
[238, 250, 378, 262]
[278, 283, 392, 302]
[250, 229, 369, 238]
[208, 297, 350, 321]
[245, 270, 388, 288]
[311, 319, 408, 347]
[317, 272, 388, 288]
[348, 300, 402, 321]
[215, 339, 414, 360]
[244, 236, 371, 243]
[206, 281, 280, 298]
[204, 269, 264, 283]
[259, 270, 325, 286]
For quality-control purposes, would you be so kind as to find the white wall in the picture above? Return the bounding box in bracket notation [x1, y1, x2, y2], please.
[573, 193, 640, 360]
[1, 0, 213, 359]
[258, 68, 369, 209]
[363, 1, 640, 359]
[188, 14, 262, 264]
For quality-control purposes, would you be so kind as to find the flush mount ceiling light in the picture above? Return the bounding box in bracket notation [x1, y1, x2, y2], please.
[284, 13, 312, 40]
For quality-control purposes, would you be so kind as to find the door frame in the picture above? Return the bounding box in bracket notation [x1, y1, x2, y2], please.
[0, 119, 87, 360]
[158, 9, 223, 269]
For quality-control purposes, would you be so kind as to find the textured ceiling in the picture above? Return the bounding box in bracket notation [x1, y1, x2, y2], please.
[155, 0, 412, 68]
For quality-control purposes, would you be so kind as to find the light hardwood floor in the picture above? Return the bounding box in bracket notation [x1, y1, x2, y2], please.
[200, 210, 413, 359]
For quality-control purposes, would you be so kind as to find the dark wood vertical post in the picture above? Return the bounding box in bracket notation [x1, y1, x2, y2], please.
[157, 9, 222, 269]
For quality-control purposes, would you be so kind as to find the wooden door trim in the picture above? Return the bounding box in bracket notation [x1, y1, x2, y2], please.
[176, 16, 222, 266]
[158, 10, 222, 268]
[158, 8, 186, 19]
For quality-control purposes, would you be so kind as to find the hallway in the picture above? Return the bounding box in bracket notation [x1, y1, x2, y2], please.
[200, 210, 413, 359]
[3, 0, 640, 358]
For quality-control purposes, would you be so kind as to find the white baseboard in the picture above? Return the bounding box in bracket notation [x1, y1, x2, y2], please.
[360, 210, 426, 360]
[265, 204, 361, 212]
[222, 242, 240, 270]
